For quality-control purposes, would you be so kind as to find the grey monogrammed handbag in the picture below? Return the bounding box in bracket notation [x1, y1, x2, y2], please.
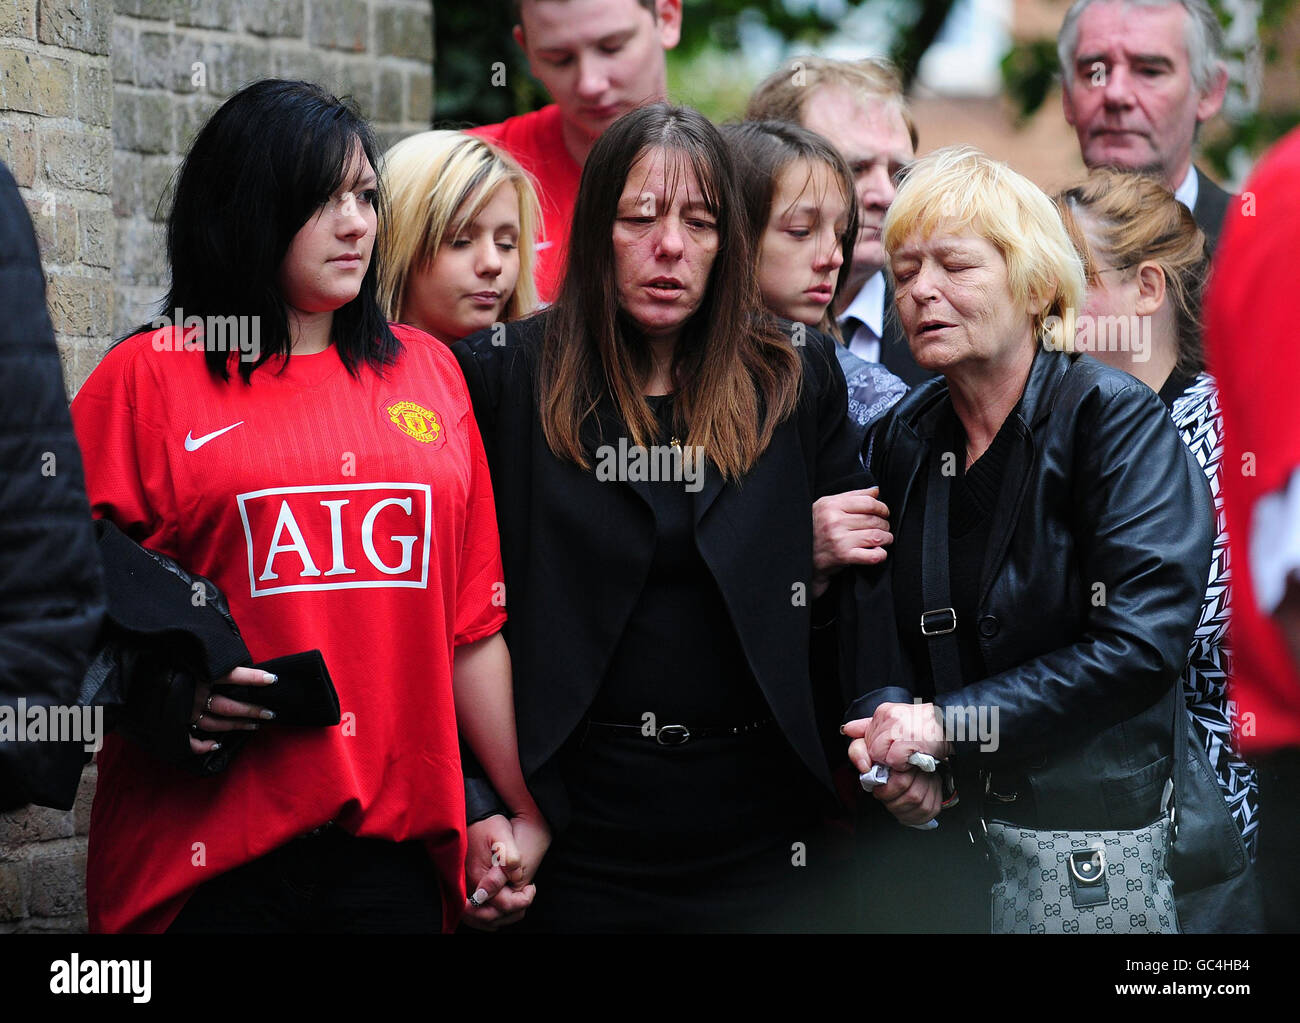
[983, 816, 1180, 934]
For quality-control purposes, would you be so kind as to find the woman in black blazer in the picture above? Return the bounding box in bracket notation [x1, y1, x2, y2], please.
[453, 104, 872, 932]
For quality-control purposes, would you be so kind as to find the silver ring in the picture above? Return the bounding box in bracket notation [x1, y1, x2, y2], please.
[190, 712, 204, 732]
[205, 693, 216, 714]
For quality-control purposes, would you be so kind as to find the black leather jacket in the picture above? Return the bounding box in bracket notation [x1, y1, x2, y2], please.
[845, 347, 1213, 830]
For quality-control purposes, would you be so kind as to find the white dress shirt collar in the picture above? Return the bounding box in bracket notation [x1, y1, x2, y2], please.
[837, 270, 886, 338]
[1173, 164, 1199, 214]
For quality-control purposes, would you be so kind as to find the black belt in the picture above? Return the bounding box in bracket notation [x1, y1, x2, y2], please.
[584, 717, 776, 746]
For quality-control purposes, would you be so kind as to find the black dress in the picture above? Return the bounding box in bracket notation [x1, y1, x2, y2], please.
[519, 394, 830, 933]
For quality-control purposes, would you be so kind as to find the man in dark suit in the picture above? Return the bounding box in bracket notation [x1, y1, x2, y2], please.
[747, 57, 935, 386]
[1058, 0, 1235, 251]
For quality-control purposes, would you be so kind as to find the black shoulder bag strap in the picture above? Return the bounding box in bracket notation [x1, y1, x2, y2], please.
[919, 431, 1187, 840]
[920, 437, 961, 692]
[919, 436, 984, 840]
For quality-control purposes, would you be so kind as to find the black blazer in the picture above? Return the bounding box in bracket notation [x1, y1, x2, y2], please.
[453, 313, 870, 826]
[1192, 166, 1234, 254]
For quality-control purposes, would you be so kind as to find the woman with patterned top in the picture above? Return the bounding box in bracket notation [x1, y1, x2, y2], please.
[1057, 169, 1263, 931]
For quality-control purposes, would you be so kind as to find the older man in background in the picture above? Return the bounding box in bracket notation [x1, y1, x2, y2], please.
[1058, 0, 1233, 250]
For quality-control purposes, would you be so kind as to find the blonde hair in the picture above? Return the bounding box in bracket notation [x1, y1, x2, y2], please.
[377, 130, 541, 326]
[882, 145, 1086, 347]
[1055, 169, 1208, 374]
[746, 56, 918, 151]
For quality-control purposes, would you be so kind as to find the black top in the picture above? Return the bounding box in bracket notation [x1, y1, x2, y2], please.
[894, 409, 1017, 699]
[1157, 368, 1196, 411]
[559, 393, 814, 872]
[588, 395, 771, 725]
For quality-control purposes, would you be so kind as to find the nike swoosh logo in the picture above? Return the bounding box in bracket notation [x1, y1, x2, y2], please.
[184, 421, 244, 451]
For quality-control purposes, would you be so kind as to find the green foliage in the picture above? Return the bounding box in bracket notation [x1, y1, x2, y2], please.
[1201, 108, 1300, 174]
[678, 0, 958, 84]
[433, 0, 964, 125]
[677, 0, 860, 58]
[432, 4, 545, 126]
[999, 38, 1059, 126]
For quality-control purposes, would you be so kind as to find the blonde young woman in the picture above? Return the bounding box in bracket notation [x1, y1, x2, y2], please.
[379, 131, 541, 343]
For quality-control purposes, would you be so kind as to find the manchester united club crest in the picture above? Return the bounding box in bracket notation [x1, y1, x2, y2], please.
[384, 397, 446, 448]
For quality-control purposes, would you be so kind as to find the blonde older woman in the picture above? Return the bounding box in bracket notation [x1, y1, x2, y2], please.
[841, 147, 1213, 932]
[378, 130, 541, 342]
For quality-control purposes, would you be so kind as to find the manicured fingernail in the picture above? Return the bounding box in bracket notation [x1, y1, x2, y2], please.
[468, 888, 488, 907]
[259, 709, 276, 720]
[210, 742, 223, 751]
[839, 725, 847, 735]
[263, 673, 278, 684]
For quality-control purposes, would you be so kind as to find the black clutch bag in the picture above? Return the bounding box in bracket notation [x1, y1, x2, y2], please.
[215, 649, 341, 727]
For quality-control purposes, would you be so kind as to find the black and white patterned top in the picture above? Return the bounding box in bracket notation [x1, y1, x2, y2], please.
[1167, 370, 1259, 858]
[834, 344, 908, 429]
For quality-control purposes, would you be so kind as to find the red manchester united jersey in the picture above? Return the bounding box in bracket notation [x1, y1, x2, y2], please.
[71, 323, 506, 933]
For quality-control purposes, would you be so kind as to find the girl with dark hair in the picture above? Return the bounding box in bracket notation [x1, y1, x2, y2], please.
[454, 103, 872, 932]
[71, 79, 546, 933]
[723, 119, 907, 432]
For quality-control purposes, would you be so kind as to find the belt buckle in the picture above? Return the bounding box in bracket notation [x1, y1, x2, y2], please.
[656, 724, 691, 746]
[920, 608, 957, 636]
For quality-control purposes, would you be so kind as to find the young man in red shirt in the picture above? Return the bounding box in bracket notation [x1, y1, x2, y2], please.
[470, 0, 682, 302]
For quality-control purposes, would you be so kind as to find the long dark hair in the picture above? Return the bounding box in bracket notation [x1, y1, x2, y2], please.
[540, 103, 801, 482]
[721, 119, 858, 339]
[149, 79, 399, 382]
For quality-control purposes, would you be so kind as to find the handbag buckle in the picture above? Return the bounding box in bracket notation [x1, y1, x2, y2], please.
[920, 608, 957, 636]
[1068, 847, 1105, 886]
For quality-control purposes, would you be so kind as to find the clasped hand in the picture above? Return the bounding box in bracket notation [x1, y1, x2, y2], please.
[843, 701, 952, 827]
[461, 811, 551, 930]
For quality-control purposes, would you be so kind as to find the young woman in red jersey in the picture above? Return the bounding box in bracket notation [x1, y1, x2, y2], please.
[70, 79, 547, 933]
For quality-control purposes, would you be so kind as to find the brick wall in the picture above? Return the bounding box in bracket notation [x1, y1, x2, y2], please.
[112, 0, 434, 346]
[0, 0, 115, 412]
[0, 0, 434, 934]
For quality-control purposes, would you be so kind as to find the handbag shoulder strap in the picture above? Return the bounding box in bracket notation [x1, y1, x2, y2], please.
[920, 437, 962, 691]
[1169, 664, 1188, 835]
[920, 426, 1188, 836]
